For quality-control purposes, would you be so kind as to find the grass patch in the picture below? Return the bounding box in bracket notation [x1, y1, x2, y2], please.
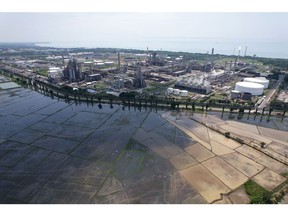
[224, 132, 231, 138]
[35, 68, 48, 77]
[234, 137, 244, 144]
[244, 180, 272, 204]
[94, 82, 108, 90]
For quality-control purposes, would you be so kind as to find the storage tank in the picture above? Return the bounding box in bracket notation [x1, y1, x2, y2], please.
[167, 87, 174, 94]
[243, 77, 269, 89]
[104, 61, 114, 65]
[235, 82, 264, 96]
[173, 89, 180, 95]
[180, 90, 188, 97]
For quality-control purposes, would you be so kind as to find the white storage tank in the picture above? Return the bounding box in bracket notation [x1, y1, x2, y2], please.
[235, 82, 264, 96]
[167, 87, 174, 94]
[243, 77, 269, 89]
[180, 90, 188, 97]
[104, 61, 114, 65]
[173, 89, 180, 95]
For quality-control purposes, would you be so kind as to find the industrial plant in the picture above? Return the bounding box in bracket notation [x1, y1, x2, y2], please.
[0, 44, 284, 113]
[174, 74, 212, 95]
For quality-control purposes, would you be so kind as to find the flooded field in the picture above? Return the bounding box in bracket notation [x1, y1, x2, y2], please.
[1, 79, 288, 204]
[214, 112, 288, 131]
[0, 85, 208, 204]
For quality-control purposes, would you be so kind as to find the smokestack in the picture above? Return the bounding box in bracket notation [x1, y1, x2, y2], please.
[244, 45, 248, 57]
[234, 46, 241, 70]
[118, 52, 120, 73]
[212, 48, 214, 55]
[62, 55, 65, 68]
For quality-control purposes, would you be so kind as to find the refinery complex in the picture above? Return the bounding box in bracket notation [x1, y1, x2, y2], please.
[0, 44, 287, 113]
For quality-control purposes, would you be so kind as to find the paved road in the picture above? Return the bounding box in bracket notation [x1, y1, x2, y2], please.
[258, 75, 284, 110]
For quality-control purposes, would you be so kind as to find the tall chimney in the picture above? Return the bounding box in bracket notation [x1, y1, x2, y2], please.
[118, 52, 120, 73]
[244, 45, 248, 57]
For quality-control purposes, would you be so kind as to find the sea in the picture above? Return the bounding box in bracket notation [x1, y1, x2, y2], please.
[36, 37, 288, 59]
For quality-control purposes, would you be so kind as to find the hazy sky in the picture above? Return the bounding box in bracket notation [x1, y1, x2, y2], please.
[0, 13, 288, 43]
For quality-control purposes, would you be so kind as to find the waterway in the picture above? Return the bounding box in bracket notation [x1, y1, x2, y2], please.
[36, 37, 288, 59]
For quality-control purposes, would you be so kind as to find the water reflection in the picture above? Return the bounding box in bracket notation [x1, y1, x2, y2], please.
[216, 111, 288, 131]
[22, 82, 288, 131]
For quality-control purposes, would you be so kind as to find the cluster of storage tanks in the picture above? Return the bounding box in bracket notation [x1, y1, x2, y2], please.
[234, 77, 269, 96]
[167, 87, 188, 96]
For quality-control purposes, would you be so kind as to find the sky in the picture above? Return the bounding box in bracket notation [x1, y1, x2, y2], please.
[1, 13, 288, 43]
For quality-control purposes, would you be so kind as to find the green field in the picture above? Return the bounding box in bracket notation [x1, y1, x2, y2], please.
[244, 180, 272, 204]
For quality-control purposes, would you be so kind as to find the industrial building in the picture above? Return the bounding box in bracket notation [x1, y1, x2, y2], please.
[231, 90, 241, 99]
[148, 52, 165, 66]
[86, 73, 102, 82]
[167, 88, 188, 97]
[242, 92, 252, 100]
[208, 70, 226, 80]
[175, 82, 212, 95]
[48, 67, 62, 78]
[231, 90, 252, 100]
[175, 75, 212, 95]
[133, 64, 146, 88]
[62, 58, 84, 82]
[111, 63, 146, 90]
[235, 81, 264, 96]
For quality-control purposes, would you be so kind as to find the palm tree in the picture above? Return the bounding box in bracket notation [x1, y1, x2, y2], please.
[261, 107, 265, 115]
[248, 107, 251, 114]
[268, 108, 273, 116]
[98, 96, 102, 104]
[192, 102, 195, 111]
[155, 98, 158, 110]
[171, 99, 176, 110]
[238, 107, 244, 114]
[109, 96, 114, 109]
[134, 98, 137, 108]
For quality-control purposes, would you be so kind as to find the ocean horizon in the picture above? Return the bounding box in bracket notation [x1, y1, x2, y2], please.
[36, 37, 288, 59]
